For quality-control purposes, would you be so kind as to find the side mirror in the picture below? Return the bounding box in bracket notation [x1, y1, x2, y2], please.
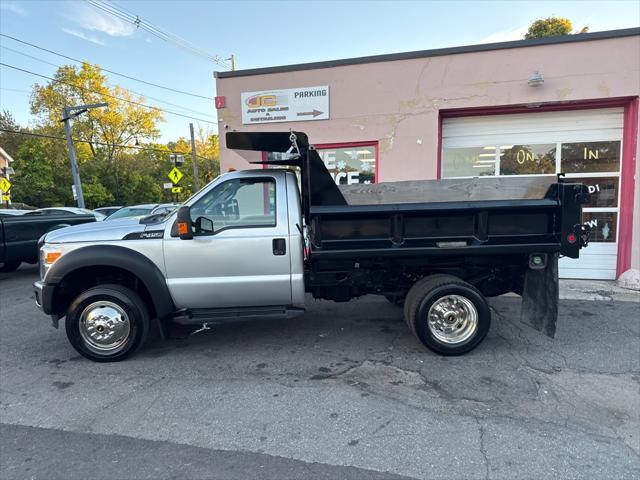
[176, 206, 194, 240]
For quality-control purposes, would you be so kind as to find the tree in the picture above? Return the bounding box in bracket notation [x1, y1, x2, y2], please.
[0, 110, 26, 158]
[30, 63, 164, 204]
[10, 138, 58, 207]
[525, 17, 588, 39]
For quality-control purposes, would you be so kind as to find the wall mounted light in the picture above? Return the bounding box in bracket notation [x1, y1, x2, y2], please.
[528, 71, 544, 87]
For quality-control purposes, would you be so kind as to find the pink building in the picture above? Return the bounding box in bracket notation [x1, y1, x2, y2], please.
[215, 28, 640, 282]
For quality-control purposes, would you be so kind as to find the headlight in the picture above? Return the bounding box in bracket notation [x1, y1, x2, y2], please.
[40, 244, 62, 280]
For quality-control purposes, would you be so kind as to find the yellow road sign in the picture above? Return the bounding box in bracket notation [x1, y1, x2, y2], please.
[171, 187, 183, 193]
[2, 194, 10, 201]
[168, 167, 183, 185]
[0, 178, 11, 193]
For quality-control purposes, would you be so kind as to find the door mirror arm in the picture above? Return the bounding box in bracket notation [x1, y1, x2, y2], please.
[176, 206, 194, 240]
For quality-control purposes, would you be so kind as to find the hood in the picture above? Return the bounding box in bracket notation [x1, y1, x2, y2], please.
[44, 218, 164, 243]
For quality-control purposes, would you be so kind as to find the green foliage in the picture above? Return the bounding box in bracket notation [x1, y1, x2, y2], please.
[525, 17, 588, 39]
[10, 138, 58, 207]
[0, 110, 25, 156]
[3, 63, 220, 208]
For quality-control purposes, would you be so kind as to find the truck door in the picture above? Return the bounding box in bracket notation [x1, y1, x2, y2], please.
[162, 173, 293, 309]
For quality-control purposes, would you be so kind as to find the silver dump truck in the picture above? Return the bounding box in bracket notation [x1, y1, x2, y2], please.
[34, 132, 590, 362]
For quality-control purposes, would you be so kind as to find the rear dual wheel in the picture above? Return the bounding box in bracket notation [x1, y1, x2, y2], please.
[404, 275, 490, 356]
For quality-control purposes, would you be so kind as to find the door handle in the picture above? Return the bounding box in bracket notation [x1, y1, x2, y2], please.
[272, 238, 286, 256]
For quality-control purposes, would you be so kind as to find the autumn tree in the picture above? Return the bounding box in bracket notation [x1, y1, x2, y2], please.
[30, 63, 164, 204]
[525, 17, 588, 39]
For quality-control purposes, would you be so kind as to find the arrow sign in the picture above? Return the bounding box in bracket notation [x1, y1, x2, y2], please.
[242, 86, 329, 124]
[296, 109, 323, 118]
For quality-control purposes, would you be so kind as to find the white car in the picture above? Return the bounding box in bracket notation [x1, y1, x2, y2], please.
[26, 207, 106, 221]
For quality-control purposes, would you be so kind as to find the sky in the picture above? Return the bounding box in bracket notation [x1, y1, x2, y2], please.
[0, 0, 638, 142]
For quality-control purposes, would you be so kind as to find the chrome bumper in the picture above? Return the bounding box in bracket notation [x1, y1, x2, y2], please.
[34, 280, 44, 309]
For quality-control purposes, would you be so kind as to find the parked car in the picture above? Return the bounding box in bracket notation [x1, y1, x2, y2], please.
[150, 203, 180, 216]
[94, 206, 122, 217]
[0, 209, 30, 217]
[27, 207, 106, 222]
[1, 210, 96, 272]
[105, 204, 176, 221]
[33, 131, 591, 362]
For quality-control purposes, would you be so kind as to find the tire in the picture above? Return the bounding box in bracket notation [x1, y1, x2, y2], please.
[404, 274, 490, 356]
[65, 284, 150, 362]
[0, 261, 20, 272]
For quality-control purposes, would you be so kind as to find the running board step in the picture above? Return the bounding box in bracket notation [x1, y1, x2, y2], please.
[170, 306, 305, 325]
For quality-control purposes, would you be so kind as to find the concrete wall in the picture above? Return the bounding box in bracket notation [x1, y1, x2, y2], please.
[216, 34, 640, 271]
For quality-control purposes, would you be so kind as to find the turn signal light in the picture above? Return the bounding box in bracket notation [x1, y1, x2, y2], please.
[46, 251, 62, 263]
[177, 222, 188, 235]
[567, 233, 577, 244]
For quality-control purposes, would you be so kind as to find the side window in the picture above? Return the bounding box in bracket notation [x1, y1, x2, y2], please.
[190, 178, 276, 235]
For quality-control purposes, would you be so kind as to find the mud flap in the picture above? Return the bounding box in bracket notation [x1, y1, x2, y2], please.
[520, 253, 559, 338]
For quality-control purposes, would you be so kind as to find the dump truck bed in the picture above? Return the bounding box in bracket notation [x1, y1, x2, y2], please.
[309, 176, 587, 261]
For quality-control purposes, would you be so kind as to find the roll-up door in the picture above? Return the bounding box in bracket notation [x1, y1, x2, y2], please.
[441, 108, 624, 280]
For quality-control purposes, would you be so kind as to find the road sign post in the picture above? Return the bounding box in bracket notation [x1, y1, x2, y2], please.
[189, 123, 199, 192]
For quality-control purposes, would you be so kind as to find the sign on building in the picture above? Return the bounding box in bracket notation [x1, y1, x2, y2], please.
[241, 86, 329, 124]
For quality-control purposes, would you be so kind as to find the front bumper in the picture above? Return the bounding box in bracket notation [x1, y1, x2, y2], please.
[34, 280, 56, 316]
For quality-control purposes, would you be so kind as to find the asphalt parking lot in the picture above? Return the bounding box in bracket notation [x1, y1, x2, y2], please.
[1, 263, 639, 479]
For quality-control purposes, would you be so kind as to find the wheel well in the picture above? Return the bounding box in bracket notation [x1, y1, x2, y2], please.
[53, 266, 156, 319]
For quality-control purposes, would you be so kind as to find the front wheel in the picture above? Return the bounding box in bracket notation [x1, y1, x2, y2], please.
[404, 275, 490, 356]
[65, 284, 150, 362]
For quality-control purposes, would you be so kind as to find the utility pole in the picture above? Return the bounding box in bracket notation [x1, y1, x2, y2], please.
[226, 54, 236, 71]
[189, 123, 199, 192]
[61, 103, 107, 208]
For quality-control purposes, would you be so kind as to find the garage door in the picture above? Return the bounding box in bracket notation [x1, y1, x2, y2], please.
[441, 107, 624, 280]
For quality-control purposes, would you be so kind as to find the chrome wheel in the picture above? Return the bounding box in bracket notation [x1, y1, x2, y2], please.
[79, 301, 131, 353]
[427, 294, 478, 345]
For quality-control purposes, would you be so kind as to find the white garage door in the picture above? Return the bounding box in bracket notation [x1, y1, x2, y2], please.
[441, 108, 624, 280]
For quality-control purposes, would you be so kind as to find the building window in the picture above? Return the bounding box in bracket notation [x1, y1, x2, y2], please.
[499, 144, 556, 175]
[560, 141, 620, 173]
[316, 143, 377, 184]
[442, 143, 557, 177]
[265, 142, 378, 185]
[442, 146, 496, 177]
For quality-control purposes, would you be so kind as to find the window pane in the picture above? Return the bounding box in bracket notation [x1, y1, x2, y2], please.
[190, 178, 275, 234]
[318, 145, 376, 184]
[442, 146, 496, 177]
[570, 177, 619, 208]
[582, 212, 617, 242]
[561, 141, 620, 173]
[500, 144, 556, 175]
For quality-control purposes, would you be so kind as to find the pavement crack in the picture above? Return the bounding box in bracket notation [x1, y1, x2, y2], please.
[475, 416, 490, 480]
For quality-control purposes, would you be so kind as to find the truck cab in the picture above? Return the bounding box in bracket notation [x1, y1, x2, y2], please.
[162, 169, 305, 310]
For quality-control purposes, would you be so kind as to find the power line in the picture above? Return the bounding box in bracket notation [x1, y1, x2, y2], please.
[0, 33, 215, 100]
[0, 45, 217, 119]
[0, 127, 216, 162]
[0, 62, 217, 125]
[87, 0, 231, 69]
